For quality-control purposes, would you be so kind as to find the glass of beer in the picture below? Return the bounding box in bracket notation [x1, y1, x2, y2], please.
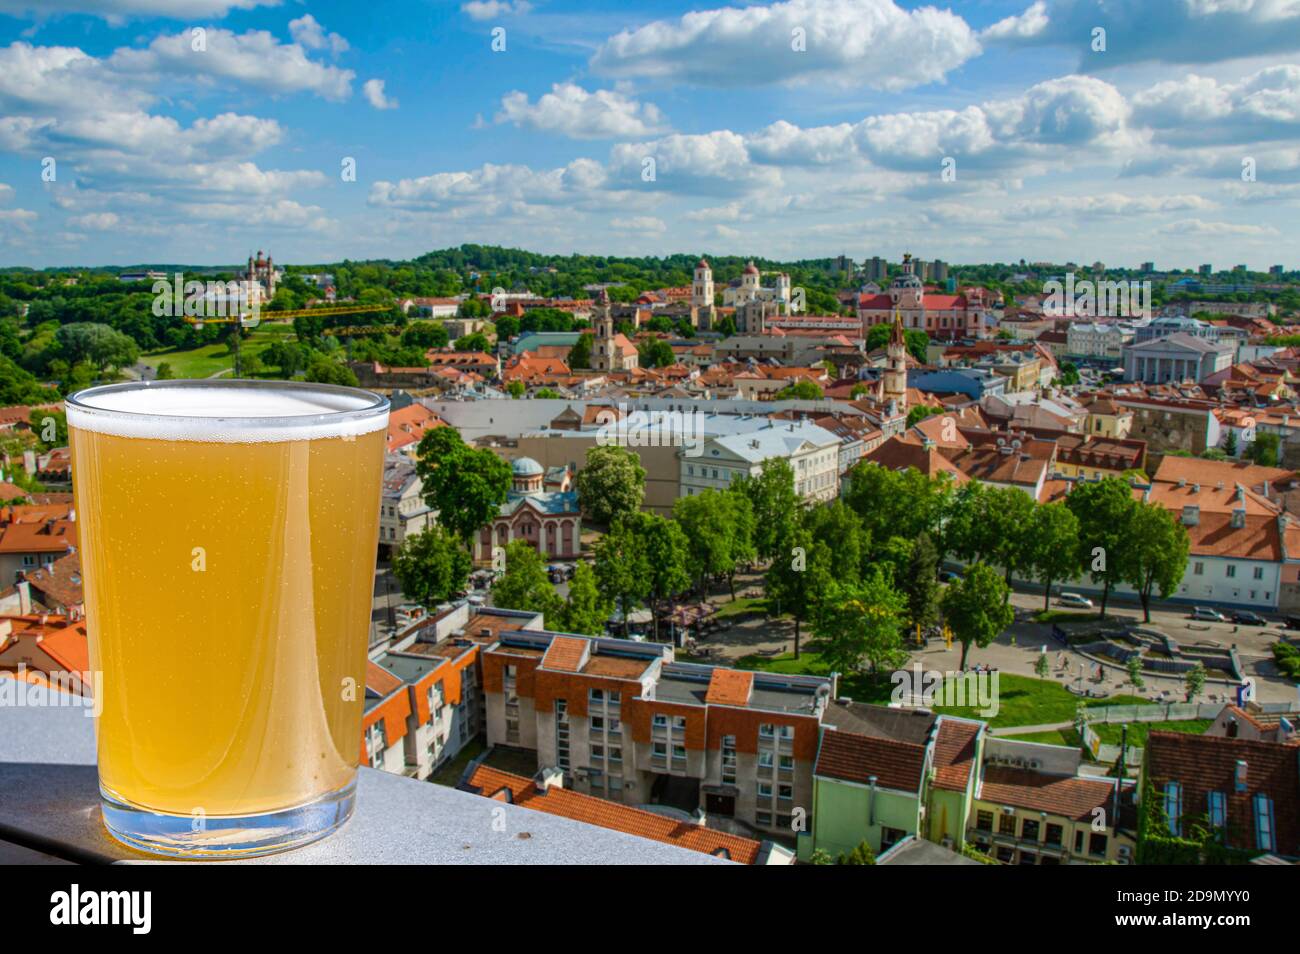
[66, 380, 389, 857]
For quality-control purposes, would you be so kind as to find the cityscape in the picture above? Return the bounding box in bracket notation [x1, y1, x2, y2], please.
[0, 0, 1296, 905]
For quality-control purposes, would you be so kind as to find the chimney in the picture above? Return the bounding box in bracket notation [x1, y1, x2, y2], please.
[1234, 759, 1248, 793]
[868, 776, 878, 825]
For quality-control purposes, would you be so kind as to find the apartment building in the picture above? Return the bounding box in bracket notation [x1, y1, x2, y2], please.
[479, 628, 833, 837]
[1142, 731, 1299, 859]
[681, 420, 841, 503]
[378, 456, 434, 557]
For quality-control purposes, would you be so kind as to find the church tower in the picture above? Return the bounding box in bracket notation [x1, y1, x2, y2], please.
[592, 288, 614, 372]
[883, 308, 908, 412]
[692, 258, 714, 309]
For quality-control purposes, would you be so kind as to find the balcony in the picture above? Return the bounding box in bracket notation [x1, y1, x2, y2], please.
[0, 704, 728, 865]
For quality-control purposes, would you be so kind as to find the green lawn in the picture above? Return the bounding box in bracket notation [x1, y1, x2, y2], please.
[734, 658, 1157, 728]
[1005, 719, 1211, 749]
[428, 737, 485, 788]
[735, 650, 894, 704]
[141, 323, 298, 379]
[929, 673, 1153, 728]
[710, 596, 771, 620]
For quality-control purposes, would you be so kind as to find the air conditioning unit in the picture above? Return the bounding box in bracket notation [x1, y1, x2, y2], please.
[1117, 845, 1132, 858]
[1029, 759, 1042, 770]
[1001, 805, 1016, 815]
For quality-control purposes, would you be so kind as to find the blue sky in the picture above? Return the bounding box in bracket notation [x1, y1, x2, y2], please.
[1, 0, 1299, 269]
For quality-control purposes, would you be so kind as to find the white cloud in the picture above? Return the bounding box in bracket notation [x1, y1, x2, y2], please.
[369, 160, 620, 213]
[1133, 65, 1300, 144]
[985, 0, 1300, 66]
[982, 1, 1049, 41]
[610, 216, 667, 232]
[1157, 218, 1279, 236]
[0, 207, 37, 230]
[67, 212, 120, 230]
[363, 78, 398, 110]
[110, 28, 355, 101]
[590, 0, 981, 91]
[609, 131, 781, 195]
[461, 0, 532, 20]
[289, 15, 349, 55]
[496, 83, 669, 139]
[745, 120, 855, 165]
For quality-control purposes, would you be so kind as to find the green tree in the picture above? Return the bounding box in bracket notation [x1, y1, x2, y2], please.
[1026, 501, 1082, 610]
[672, 488, 754, 600]
[765, 523, 832, 659]
[1064, 476, 1138, 617]
[155, 361, 175, 380]
[773, 379, 823, 400]
[844, 463, 954, 554]
[983, 486, 1037, 599]
[567, 332, 593, 369]
[637, 337, 675, 368]
[734, 458, 798, 562]
[1245, 431, 1281, 467]
[836, 841, 877, 865]
[1124, 502, 1191, 623]
[401, 321, 449, 350]
[594, 515, 652, 637]
[391, 526, 472, 610]
[1126, 654, 1145, 689]
[262, 340, 305, 378]
[903, 532, 940, 629]
[906, 405, 945, 428]
[454, 332, 491, 352]
[1222, 430, 1239, 457]
[941, 563, 1014, 670]
[493, 540, 564, 619]
[815, 569, 908, 675]
[1035, 652, 1050, 678]
[305, 356, 359, 387]
[414, 427, 512, 543]
[639, 512, 692, 640]
[1184, 661, 1207, 702]
[555, 562, 612, 636]
[506, 379, 526, 398]
[574, 444, 646, 527]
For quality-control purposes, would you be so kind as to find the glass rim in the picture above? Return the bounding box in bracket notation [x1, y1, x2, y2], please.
[66, 378, 390, 431]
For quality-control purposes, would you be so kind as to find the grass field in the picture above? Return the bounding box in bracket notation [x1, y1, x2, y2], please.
[1005, 719, 1212, 748]
[140, 322, 299, 379]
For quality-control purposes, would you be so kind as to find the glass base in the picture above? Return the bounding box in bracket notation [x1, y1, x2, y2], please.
[100, 779, 356, 859]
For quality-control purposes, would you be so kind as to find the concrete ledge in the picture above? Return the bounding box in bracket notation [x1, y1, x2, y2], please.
[0, 705, 727, 865]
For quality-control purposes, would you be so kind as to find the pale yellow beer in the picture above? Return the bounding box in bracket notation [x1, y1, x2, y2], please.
[67, 381, 388, 855]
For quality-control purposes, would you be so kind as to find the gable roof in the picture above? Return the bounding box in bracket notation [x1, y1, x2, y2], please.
[463, 765, 763, 863]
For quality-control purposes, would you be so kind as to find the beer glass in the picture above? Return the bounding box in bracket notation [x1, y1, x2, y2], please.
[67, 380, 389, 857]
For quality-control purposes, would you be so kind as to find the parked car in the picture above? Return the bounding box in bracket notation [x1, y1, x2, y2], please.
[1058, 592, 1093, 608]
[1190, 606, 1228, 622]
[1232, 610, 1266, 625]
[939, 570, 962, 583]
[1285, 615, 1300, 630]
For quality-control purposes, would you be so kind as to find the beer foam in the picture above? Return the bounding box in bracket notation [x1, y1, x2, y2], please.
[67, 384, 389, 443]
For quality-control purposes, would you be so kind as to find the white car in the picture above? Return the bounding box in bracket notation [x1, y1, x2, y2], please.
[1058, 592, 1093, 608]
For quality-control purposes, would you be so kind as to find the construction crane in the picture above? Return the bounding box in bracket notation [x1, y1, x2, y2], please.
[182, 303, 397, 376]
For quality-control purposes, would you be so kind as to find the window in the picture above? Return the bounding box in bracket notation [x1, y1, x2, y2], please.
[652, 741, 667, 758]
[759, 723, 775, 739]
[778, 784, 793, 802]
[976, 811, 993, 832]
[1045, 823, 1063, 846]
[1193, 562, 1204, 576]
[1253, 566, 1264, 581]
[672, 716, 687, 731]
[652, 714, 668, 729]
[590, 716, 604, 732]
[1021, 818, 1040, 842]
[1163, 782, 1182, 836]
[1207, 791, 1227, 829]
[880, 827, 905, 851]
[758, 750, 775, 769]
[998, 813, 1016, 835]
[758, 782, 773, 799]
[1089, 832, 1108, 857]
[1253, 795, 1275, 852]
[1226, 565, 1237, 579]
[589, 689, 603, 704]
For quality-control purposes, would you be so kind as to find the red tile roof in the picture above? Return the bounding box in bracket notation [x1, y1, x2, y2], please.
[815, 728, 927, 792]
[464, 765, 764, 863]
[540, 635, 589, 673]
[979, 766, 1117, 821]
[932, 720, 980, 792]
[365, 660, 403, 696]
[704, 669, 753, 707]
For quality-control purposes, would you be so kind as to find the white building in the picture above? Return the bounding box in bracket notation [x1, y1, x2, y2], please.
[722, 261, 798, 312]
[1066, 322, 1132, 360]
[680, 420, 841, 503]
[379, 456, 434, 556]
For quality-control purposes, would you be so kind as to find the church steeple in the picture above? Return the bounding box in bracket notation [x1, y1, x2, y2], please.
[883, 307, 908, 413]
